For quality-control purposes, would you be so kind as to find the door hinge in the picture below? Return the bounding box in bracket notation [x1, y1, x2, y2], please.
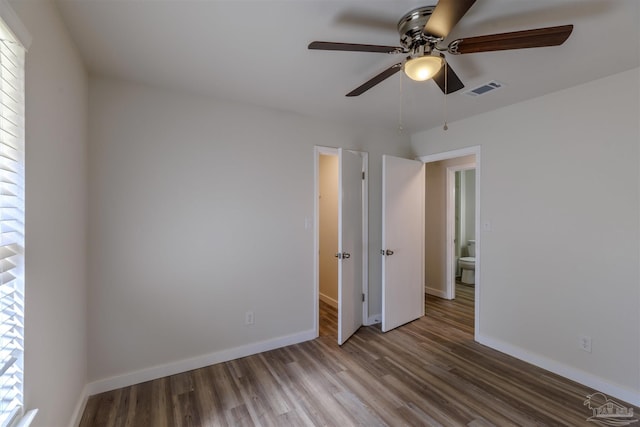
[362, 293, 365, 302]
[362, 171, 365, 179]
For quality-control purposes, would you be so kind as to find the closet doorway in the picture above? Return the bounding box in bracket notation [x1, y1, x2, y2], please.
[314, 146, 368, 345]
[318, 153, 339, 338]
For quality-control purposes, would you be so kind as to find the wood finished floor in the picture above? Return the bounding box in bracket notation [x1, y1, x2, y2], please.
[79, 284, 637, 426]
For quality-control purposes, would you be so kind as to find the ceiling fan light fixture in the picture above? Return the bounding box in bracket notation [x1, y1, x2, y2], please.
[403, 55, 444, 81]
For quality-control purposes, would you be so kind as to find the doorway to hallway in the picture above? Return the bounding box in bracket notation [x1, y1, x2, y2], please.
[419, 146, 480, 338]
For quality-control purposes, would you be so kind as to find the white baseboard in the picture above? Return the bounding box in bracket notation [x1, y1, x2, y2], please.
[426, 287, 447, 299]
[68, 384, 89, 427]
[319, 292, 338, 308]
[85, 329, 316, 397]
[366, 313, 381, 325]
[477, 333, 640, 407]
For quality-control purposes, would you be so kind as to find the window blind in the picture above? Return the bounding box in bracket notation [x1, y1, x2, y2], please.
[0, 30, 24, 427]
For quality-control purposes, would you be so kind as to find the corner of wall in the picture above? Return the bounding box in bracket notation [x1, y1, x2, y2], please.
[68, 385, 90, 427]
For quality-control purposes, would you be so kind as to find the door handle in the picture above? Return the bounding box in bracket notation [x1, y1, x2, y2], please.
[385, 249, 394, 256]
[335, 252, 351, 259]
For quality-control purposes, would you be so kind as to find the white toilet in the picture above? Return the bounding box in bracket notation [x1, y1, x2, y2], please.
[459, 240, 476, 285]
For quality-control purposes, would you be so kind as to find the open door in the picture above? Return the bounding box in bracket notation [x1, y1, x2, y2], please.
[381, 155, 425, 332]
[337, 148, 363, 345]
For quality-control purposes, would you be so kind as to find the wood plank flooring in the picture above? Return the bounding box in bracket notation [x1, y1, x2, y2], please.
[79, 286, 638, 426]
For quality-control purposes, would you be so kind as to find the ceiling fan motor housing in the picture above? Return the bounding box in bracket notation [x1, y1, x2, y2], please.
[397, 6, 438, 53]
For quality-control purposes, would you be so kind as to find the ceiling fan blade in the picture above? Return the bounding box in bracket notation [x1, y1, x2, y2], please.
[432, 61, 464, 94]
[449, 25, 573, 54]
[346, 63, 402, 97]
[308, 41, 403, 54]
[423, 0, 477, 39]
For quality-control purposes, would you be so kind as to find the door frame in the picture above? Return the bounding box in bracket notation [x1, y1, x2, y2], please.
[418, 146, 480, 340]
[446, 163, 476, 300]
[313, 146, 369, 338]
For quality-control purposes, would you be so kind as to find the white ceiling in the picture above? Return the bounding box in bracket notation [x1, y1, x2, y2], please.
[56, 0, 639, 134]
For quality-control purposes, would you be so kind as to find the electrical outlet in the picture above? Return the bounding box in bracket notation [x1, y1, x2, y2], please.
[245, 311, 254, 325]
[579, 335, 592, 353]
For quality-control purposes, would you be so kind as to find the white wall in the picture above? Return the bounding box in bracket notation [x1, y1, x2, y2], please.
[87, 77, 411, 388]
[412, 68, 640, 405]
[9, 1, 89, 426]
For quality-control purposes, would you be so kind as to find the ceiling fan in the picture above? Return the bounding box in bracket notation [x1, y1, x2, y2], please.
[308, 0, 573, 97]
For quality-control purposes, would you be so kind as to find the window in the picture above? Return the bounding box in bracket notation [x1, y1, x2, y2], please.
[0, 21, 25, 427]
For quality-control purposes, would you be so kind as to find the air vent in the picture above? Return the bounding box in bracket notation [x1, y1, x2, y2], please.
[464, 80, 504, 97]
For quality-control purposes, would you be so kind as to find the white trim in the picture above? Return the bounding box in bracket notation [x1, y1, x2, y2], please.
[68, 385, 89, 427]
[416, 146, 477, 164]
[319, 292, 338, 308]
[313, 148, 321, 338]
[0, 0, 31, 49]
[474, 148, 481, 339]
[477, 334, 640, 407]
[12, 410, 37, 427]
[86, 329, 316, 396]
[425, 287, 447, 299]
[419, 163, 426, 318]
[317, 146, 339, 156]
[418, 145, 481, 341]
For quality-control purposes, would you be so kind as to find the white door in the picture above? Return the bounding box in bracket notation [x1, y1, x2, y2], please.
[338, 148, 363, 345]
[381, 155, 425, 332]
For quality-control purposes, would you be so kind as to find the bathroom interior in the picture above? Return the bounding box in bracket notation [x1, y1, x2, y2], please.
[455, 168, 476, 287]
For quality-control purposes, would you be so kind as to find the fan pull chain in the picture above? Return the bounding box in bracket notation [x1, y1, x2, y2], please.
[443, 60, 449, 131]
[398, 71, 404, 134]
